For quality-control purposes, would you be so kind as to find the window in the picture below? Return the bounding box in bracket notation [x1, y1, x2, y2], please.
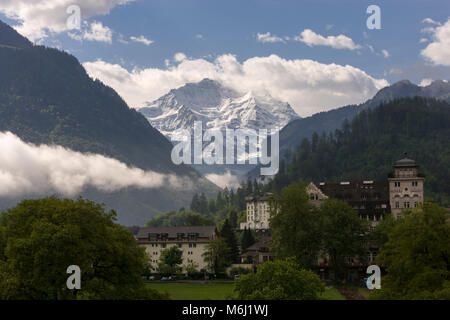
[404, 202, 410, 208]
[188, 233, 198, 241]
[161, 243, 167, 248]
[394, 182, 400, 187]
[414, 202, 417, 208]
[177, 243, 182, 248]
[412, 181, 418, 187]
[395, 202, 399, 208]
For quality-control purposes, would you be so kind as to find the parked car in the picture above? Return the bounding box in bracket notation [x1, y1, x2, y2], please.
[149, 276, 155, 281]
[161, 277, 169, 281]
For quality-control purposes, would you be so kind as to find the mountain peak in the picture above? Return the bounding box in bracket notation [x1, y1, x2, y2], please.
[139, 79, 299, 134]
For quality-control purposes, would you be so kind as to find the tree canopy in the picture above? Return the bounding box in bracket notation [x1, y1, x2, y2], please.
[269, 181, 322, 269]
[0, 197, 166, 300]
[369, 202, 450, 300]
[233, 258, 324, 300]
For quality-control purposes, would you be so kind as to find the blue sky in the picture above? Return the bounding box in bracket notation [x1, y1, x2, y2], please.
[1, 0, 449, 116]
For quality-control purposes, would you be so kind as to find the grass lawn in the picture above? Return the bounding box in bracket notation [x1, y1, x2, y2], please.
[357, 287, 371, 299]
[146, 282, 235, 300]
[146, 282, 346, 300]
[321, 287, 346, 300]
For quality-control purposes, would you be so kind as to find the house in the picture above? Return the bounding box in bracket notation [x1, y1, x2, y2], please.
[240, 236, 273, 266]
[135, 226, 219, 272]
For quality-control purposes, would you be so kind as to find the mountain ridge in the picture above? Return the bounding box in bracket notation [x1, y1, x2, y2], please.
[0, 20, 219, 225]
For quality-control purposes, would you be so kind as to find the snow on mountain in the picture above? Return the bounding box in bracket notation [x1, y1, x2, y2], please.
[139, 78, 300, 136]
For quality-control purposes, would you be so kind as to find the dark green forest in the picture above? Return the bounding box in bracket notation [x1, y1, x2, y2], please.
[269, 97, 450, 205]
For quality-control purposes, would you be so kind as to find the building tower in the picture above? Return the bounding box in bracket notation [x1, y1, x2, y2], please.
[388, 154, 424, 219]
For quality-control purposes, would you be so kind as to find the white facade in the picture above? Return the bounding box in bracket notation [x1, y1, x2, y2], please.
[240, 194, 272, 230]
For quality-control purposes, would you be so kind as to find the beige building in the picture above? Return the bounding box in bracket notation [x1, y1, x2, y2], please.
[388, 156, 425, 219]
[136, 226, 218, 272]
[240, 194, 272, 230]
[306, 182, 329, 207]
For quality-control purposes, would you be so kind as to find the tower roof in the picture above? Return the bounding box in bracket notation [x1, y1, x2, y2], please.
[394, 153, 419, 168]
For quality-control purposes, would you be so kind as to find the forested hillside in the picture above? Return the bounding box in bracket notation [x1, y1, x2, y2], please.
[0, 20, 218, 225]
[269, 97, 450, 205]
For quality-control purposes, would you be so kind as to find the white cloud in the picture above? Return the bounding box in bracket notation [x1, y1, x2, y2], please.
[0, 0, 134, 42]
[419, 78, 433, 87]
[257, 32, 285, 43]
[381, 49, 390, 58]
[294, 29, 361, 50]
[196, 34, 204, 39]
[117, 33, 129, 44]
[421, 18, 450, 66]
[0, 131, 187, 197]
[422, 18, 441, 26]
[421, 27, 435, 34]
[174, 52, 187, 62]
[326, 24, 334, 31]
[130, 35, 153, 46]
[82, 21, 112, 43]
[83, 53, 388, 117]
[419, 38, 428, 43]
[205, 171, 241, 189]
[389, 68, 403, 76]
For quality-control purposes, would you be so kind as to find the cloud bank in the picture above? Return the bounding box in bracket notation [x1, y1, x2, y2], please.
[0, 132, 185, 197]
[205, 171, 241, 189]
[83, 53, 388, 117]
[421, 18, 450, 66]
[0, 0, 134, 41]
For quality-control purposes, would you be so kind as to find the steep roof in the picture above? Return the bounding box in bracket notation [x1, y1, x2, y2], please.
[136, 226, 217, 239]
[318, 181, 390, 203]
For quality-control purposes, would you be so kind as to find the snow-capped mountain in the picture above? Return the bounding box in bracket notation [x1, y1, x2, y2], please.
[139, 78, 300, 136]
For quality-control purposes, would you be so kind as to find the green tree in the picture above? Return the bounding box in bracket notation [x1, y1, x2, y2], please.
[183, 260, 200, 276]
[371, 215, 399, 249]
[241, 227, 255, 251]
[199, 193, 208, 214]
[269, 181, 321, 269]
[190, 194, 200, 212]
[370, 203, 450, 300]
[202, 238, 230, 274]
[320, 198, 369, 283]
[220, 219, 239, 264]
[0, 197, 166, 300]
[207, 199, 217, 214]
[234, 258, 325, 300]
[158, 246, 183, 275]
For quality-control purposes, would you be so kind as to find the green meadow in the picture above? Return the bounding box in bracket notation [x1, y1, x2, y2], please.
[146, 282, 346, 300]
